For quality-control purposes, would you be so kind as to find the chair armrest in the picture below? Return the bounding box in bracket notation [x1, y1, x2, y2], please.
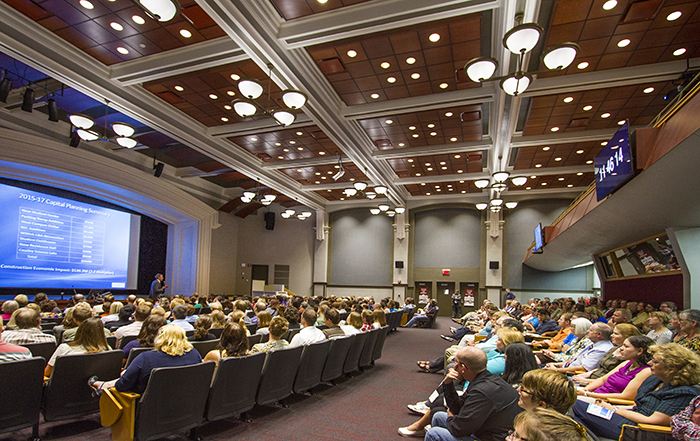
[636, 424, 672, 434]
[100, 388, 141, 441]
[607, 398, 635, 406]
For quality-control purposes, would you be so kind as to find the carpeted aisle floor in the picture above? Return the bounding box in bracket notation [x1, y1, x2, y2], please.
[4, 317, 455, 441]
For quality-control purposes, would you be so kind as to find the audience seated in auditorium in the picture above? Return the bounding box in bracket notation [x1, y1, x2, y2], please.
[189, 314, 216, 341]
[2, 308, 56, 345]
[576, 335, 654, 402]
[210, 310, 227, 330]
[1, 300, 18, 321]
[284, 306, 301, 330]
[340, 311, 362, 336]
[373, 309, 387, 328]
[39, 299, 62, 318]
[0, 317, 31, 362]
[122, 314, 167, 358]
[251, 316, 289, 354]
[610, 307, 633, 326]
[255, 310, 272, 335]
[100, 302, 122, 324]
[573, 343, 700, 439]
[517, 369, 577, 413]
[62, 302, 110, 341]
[524, 308, 560, 335]
[105, 304, 135, 332]
[91, 324, 202, 395]
[114, 304, 152, 343]
[677, 309, 700, 353]
[289, 309, 326, 348]
[533, 313, 575, 351]
[361, 309, 374, 331]
[404, 300, 438, 328]
[203, 322, 249, 365]
[45, 317, 111, 377]
[544, 322, 614, 374]
[646, 311, 673, 344]
[512, 408, 589, 441]
[571, 323, 640, 384]
[322, 309, 345, 340]
[169, 305, 194, 332]
[671, 395, 700, 441]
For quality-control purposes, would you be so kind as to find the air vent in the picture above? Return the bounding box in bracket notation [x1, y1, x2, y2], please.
[461, 111, 482, 122]
[157, 91, 185, 104]
[621, 0, 664, 23]
[374, 139, 392, 148]
[256, 153, 273, 160]
[569, 117, 591, 127]
[318, 57, 346, 75]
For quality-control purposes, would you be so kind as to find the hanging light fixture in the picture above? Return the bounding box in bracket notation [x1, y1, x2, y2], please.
[492, 171, 510, 183]
[239, 187, 277, 206]
[492, 183, 507, 192]
[353, 182, 368, 191]
[375, 185, 388, 194]
[365, 191, 377, 200]
[344, 188, 358, 197]
[68, 102, 139, 149]
[132, 0, 180, 22]
[474, 179, 490, 189]
[490, 198, 504, 206]
[505, 201, 519, 209]
[378, 203, 390, 212]
[369, 208, 381, 215]
[463, 14, 579, 96]
[511, 176, 528, 186]
[475, 203, 488, 210]
[232, 64, 307, 127]
[395, 207, 406, 214]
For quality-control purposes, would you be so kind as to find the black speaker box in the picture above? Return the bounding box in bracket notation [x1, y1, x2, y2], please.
[264, 212, 275, 230]
[489, 261, 499, 269]
[395, 261, 404, 268]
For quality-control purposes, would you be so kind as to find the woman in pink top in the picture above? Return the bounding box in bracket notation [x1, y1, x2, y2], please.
[577, 335, 655, 401]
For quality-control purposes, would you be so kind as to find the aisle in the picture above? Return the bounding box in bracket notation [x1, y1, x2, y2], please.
[4, 317, 454, 441]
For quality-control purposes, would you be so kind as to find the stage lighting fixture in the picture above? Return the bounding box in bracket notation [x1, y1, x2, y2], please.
[69, 131, 81, 148]
[21, 87, 34, 112]
[0, 75, 10, 103]
[48, 97, 59, 122]
[153, 162, 164, 177]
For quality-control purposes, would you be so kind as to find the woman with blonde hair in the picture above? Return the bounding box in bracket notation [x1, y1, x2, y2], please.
[90, 324, 201, 395]
[211, 310, 227, 329]
[511, 408, 589, 441]
[341, 311, 362, 335]
[45, 317, 111, 377]
[373, 309, 387, 328]
[573, 343, 700, 439]
[646, 311, 672, 344]
[255, 310, 272, 335]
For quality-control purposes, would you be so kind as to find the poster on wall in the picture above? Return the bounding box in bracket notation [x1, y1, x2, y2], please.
[464, 287, 475, 307]
[419, 286, 429, 304]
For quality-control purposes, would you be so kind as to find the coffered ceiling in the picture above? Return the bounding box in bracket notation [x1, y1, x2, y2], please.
[0, 0, 698, 218]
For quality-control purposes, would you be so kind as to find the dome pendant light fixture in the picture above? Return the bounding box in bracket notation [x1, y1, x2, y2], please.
[232, 64, 307, 127]
[68, 101, 139, 149]
[463, 14, 578, 96]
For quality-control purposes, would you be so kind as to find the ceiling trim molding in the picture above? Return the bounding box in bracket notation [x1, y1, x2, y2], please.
[372, 139, 492, 160]
[510, 165, 593, 177]
[397, 171, 490, 185]
[511, 127, 620, 148]
[263, 155, 350, 170]
[207, 114, 315, 137]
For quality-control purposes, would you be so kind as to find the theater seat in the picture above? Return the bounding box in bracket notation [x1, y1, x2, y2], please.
[320, 335, 354, 383]
[205, 352, 266, 422]
[191, 339, 220, 358]
[256, 346, 303, 406]
[359, 328, 380, 369]
[343, 331, 369, 375]
[0, 357, 45, 440]
[43, 350, 123, 422]
[292, 340, 331, 394]
[371, 326, 390, 363]
[124, 347, 152, 369]
[101, 361, 216, 441]
[21, 341, 56, 363]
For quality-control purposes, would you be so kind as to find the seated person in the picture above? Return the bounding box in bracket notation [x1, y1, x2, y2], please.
[361, 309, 374, 331]
[122, 315, 167, 359]
[512, 408, 589, 441]
[203, 322, 249, 365]
[289, 308, 326, 348]
[517, 369, 577, 413]
[525, 308, 560, 335]
[571, 323, 640, 384]
[533, 313, 576, 350]
[169, 305, 194, 332]
[576, 335, 654, 402]
[255, 311, 272, 335]
[90, 324, 202, 395]
[0, 317, 31, 362]
[573, 343, 700, 439]
[45, 317, 111, 377]
[62, 303, 111, 341]
[250, 316, 290, 353]
[646, 311, 673, 345]
[404, 300, 438, 328]
[671, 395, 700, 441]
[1, 308, 56, 345]
[189, 315, 216, 341]
[544, 323, 614, 374]
[340, 312, 363, 336]
[105, 304, 135, 332]
[322, 309, 345, 340]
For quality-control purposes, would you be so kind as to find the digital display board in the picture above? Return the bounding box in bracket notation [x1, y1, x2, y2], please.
[595, 121, 634, 201]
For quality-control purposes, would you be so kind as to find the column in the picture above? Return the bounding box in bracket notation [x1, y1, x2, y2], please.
[484, 209, 505, 306]
[313, 210, 330, 298]
[392, 212, 410, 303]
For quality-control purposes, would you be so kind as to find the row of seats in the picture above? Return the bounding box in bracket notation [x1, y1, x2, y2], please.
[0, 326, 390, 441]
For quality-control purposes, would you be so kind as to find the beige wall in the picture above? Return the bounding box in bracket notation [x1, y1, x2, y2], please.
[208, 212, 239, 296]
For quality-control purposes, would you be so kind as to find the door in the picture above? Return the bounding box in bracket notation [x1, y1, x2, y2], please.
[437, 281, 455, 317]
[251, 264, 269, 295]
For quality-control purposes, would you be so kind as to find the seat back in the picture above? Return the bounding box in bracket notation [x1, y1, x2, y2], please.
[43, 350, 123, 422]
[21, 341, 56, 363]
[210, 327, 224, 338]
[247, 334, 262, 346]
[199, 307, 212, 314]
[191, 339, 220, 358]
[0, 357, 45, 435]
[134, 361, 216, 441]
[359, 328, 380, 368]
[106, 335, 117, 349]
[371, 326, 390, 362]
[246, 323, 257, 334]
[205, 352, 266, 422]
[287, 328, 301, 342]
[343, 332, 369, 374]
[185, 329, 195, 338]
[41, 322, 57, 331]
[292, 340, 331, 394]
[320, 335, 354, 382]
[53, 326, 65, 344]
[118, 334, 137, 349]
[255, 346, 303, 406]
[124, 347, 153, 368]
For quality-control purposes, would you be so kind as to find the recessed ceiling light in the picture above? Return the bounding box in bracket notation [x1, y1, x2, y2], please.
[459, 180, 464, 183]
[445, 112, 453, 117]
[558, 177, 565, 181]
[450, 137, 458, 142]
[551, 127, 560, 132]
[321, 176, 326, 179]
[282, 148, 288, 151]
[327, 172, 332, 175]
[420, 182, 425, 186]
[416, 173, 422, 177]
[577, 172, 583, 176]
[407, 159, 414, 163]
[226, 90, 235, 96]
[535, 164, 542, 168]
[319, 151, 326, 155]
[315, 172, 321, 176]
[347, 50, 357, 58]
[567, 184, 573, 187]
[457, 169, 463, 173]
[387, 77, 396, 83]
[586, 160, 593, 164]
[209, 94, 218, 100]
[454, 155, 461, 159]
[602, 0, 617, 10]
[426, 192, 430, 195]
[667, 11, 682, 21]
[583, 105, 593, 111]
[541, 182, 547, 186]
[318, 0, 328, 3]
[230, 74, 240, 81]
[297, 147, 304, 151]
[461, 190, 466, 193]
[526, 187, 531, 190]
[439, 83, 448, 89]
[576, 150, 584, 154]
[381, 62, 391, 69]
[174, 85, 184, 91]
[439, 161, 446, 165]
[563, 96, 574, 103]
[601, 113, 611, 118]
[221, 117, 229, 122]
[371, 93, 380, 99]
[79, 0, 94, 9]
[277, 155, 283, 159]
[427, 124, 435, 128]
[411, 73, 420, 80]
[425, 163, 431, 166]
[132, 15, 145, 25]
[427, 167, 433, 171]
[385, 119, 393, 124]
[296, 131, 303, 136]
[251, 137, 258, 141]
[430, 132, 437, 136]
[315, 181, 320, 184]
[409, 126, 416, 130]
[180, 29, 192, 38]
[412, 134, 419, 138]
[224, 105, 232, 110]
[117, 47, 129, 55]
[441, 166, 447, 170]
[406, 57, 416, 64]
[398, 143, 405, 147]
[554, 157, 562, 161]
[531, 175, 537, 179]
[110, 22, 123, 31]
[617, 120, 625, 125]
[290, 141, 296, 144]
[601, 141, 608, 146]
[542, 146, 550, 151]
[577, 62, 589, 69]
[643, 87, 654, 94]
[429, 33, 440, 42]
[674, 48, 687, 56]
[617, 39, 631, 48]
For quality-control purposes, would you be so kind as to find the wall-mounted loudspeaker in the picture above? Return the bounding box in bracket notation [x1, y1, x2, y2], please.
[489, 261, 499, 269]
[395, 261, 404, 269]
[264, 212, 275, 230]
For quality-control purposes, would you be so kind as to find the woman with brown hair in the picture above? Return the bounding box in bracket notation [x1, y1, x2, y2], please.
[203, 322, 249, 365]
[189, 314, 216, 341]
[255, 310, 272, 335]
[45, 317, 111, 377]
[122, 314, 167, 358]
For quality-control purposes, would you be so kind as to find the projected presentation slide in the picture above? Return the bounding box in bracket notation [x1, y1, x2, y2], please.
[0, 182, 140, 289]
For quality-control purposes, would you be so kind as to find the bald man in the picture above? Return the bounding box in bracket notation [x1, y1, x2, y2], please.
[424, 347, 521, 441]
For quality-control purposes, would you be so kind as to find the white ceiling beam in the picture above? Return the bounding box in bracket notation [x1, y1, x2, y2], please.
[511, 165, 594, 177]
[372, 139, 492, 160]
[510, 127, 620, 148]
[207, 114, 315, 137]
[397, 171, 490, 185]
[263, 155, 350, 170]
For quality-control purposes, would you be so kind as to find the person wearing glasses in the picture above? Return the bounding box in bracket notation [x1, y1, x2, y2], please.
[422, 346, 521, 441]
[572, 343, 700, 439]
[676, 309, 700, 353]
[509, 408, 590, 441]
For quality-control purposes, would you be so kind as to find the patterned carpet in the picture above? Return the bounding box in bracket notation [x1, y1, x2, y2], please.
[4, 317, 454, 441]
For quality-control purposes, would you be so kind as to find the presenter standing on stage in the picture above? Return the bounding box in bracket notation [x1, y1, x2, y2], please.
[150, 273, 167, 301]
